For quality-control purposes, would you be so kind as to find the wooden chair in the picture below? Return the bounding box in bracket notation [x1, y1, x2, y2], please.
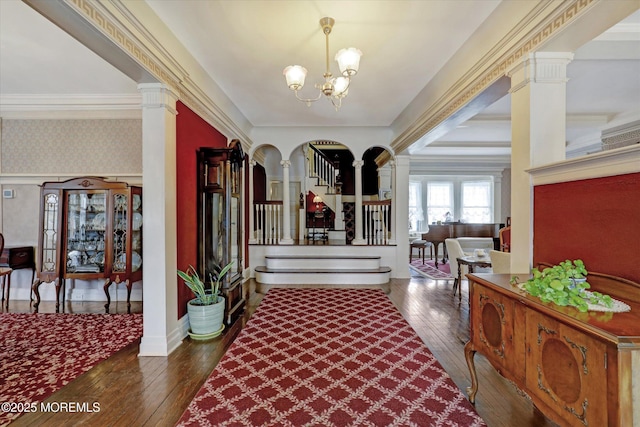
[499, 225, 511, 252]
[0, 233, 13, 309]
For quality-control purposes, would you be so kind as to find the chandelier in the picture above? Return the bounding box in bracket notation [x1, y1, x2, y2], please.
[283, 17, 362, 110]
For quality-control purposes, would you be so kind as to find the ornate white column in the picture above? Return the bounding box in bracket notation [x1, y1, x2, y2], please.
[394, 155, 411, 277]
[137, 83, 180, 357]
[352, 160, 366, 245]
[279, 159, 294, 244]
[388, 160, 397, 245]
[248, 160, 257, 244]
[493, 174, 503, 224]
[507, 52, 573, 272]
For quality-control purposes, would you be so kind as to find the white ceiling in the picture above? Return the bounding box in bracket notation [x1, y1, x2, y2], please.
[1, 1, 639, 160]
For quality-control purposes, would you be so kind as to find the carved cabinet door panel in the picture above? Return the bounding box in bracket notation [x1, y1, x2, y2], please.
[471, 285, 523, 381]
[525, 311, 608, 427]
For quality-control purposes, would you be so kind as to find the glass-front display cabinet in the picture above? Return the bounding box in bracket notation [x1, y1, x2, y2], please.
[197, 140, 245, 325]
[33, 177, 142, 313]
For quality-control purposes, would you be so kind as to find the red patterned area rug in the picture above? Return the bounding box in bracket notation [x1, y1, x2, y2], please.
[409, 259, 454, 281]
[0, 313, 143, 426]
[177, 288, 485, 427]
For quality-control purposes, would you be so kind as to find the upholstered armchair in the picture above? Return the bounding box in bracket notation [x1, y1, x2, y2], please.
[445, 238, 467, 293]
[489, 250, 511, 274]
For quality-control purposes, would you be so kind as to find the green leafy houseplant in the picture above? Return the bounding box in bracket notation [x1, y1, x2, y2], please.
[522, 259, 613, 313]
[177, 262, 234, 305]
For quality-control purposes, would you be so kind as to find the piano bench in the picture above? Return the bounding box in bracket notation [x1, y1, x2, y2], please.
[410, 240, 432, 264]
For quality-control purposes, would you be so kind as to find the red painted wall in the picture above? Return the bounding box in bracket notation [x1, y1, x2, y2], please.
[533, 172, 640, 283]
[176, 102, 228, 318]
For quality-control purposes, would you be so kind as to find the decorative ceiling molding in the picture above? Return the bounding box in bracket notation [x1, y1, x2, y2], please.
[0, 93, 142, 119]
[409, 155, 510, 175]
[56, 0, 253, 151]
[0, 173, 142, 186]
[528, 144, 640, 185]
[601, 119, 640, 151]
[391, 0, 597, 155]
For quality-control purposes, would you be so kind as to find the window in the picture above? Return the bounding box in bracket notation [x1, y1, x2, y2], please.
[408, 181, 423, 230]
[426, 182, 453, 224]
[462, 181, 492, 223]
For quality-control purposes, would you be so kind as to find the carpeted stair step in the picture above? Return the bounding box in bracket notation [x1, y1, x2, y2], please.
[265, 255, 379, 270]
[255, 265, 391, 285]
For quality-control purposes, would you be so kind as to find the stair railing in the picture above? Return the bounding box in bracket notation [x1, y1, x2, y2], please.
[307, 144, 337, 192]
[363, 200, 392, 245]
[254, 201, 283, 244]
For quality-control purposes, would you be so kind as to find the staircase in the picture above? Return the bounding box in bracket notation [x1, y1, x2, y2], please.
[255, 255, 390, 285]
[306, 143, 346, 241]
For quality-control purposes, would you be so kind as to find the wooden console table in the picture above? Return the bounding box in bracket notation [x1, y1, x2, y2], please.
[465, 272, 640, 427]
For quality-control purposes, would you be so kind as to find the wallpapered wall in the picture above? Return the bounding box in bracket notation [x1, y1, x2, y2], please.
[0, 118, 142, 301]
[1, 119, 142, 173]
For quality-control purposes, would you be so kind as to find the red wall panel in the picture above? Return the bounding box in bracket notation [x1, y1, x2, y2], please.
[533, 172, 640, 283]
[176, 102, 228, 318]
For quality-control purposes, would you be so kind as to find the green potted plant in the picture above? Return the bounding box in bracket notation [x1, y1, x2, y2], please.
[520, 259, 613, 313]
[178, 261, 233, 337]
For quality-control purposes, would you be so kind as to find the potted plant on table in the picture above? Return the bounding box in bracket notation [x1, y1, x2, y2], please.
[178, 261, 233, 338]
[520, 259, 613, 313]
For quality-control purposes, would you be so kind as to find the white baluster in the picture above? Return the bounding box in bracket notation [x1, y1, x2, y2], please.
[382, 205, 388, 244]
[268, 204, 274, 244]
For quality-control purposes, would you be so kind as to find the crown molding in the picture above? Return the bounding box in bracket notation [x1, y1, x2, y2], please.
[0, 173, 142, 186]
[0, 94, 142, 119]
[528, 144, 640, 185]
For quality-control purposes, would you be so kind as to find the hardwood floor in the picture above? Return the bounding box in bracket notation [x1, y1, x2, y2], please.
[5, 274, 557, 427]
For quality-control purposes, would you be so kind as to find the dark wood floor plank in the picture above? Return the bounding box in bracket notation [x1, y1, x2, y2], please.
[6, 277, 557, 426]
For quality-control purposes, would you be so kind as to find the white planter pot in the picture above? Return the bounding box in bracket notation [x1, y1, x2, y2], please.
[187, 296, 225, 335]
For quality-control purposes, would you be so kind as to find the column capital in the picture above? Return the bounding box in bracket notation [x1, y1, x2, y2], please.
[352, 160, 363, 169]
[250, 159, 257, 167]
[137, 83, 179, 115]
[280, 159, 291, 168]
[508, 52, 574, 93]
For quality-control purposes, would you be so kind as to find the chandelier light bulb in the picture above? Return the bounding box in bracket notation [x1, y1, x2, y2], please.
[335, 48, 362, 77]
[333, 77, 349, 98]
[283, 65, 307, 91]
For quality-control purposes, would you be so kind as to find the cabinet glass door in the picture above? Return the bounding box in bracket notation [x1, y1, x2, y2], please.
[65, 190, 107, 273]
[203, 191, 226, 276]
[41, 191, 60, 274]
[111, 191, 143, 274]
[231, 194, 241, 279]
[131, 189, 142, 273]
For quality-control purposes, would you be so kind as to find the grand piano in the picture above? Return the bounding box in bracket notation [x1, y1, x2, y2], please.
[421, 223, 502, 267]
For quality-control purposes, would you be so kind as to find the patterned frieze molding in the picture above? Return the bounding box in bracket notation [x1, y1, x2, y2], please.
[392, 0, 596, 154]
[601, 120, 640, 151]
